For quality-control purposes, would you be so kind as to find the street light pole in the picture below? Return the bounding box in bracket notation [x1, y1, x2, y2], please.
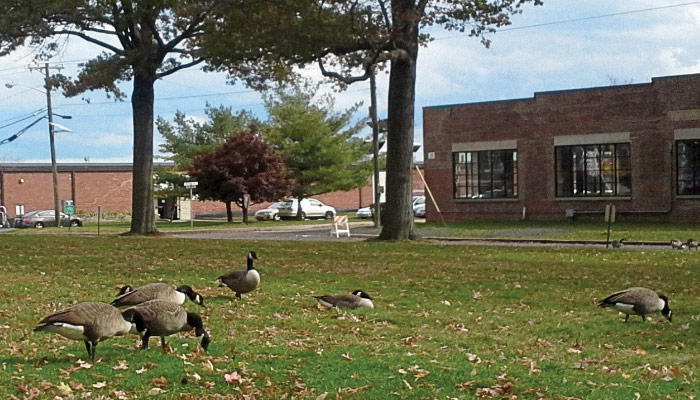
[43, 63, 61, 228]
[369, 69, 381, 227]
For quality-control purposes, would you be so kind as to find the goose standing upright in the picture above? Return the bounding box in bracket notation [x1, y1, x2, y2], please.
[34, 302, 133, 361]
[218, 251, 260, 298]
[314, 290, 374, 309]
[111, 283, 205, 308]
[598, 287, 672, 322]
[122, 300, 210, 352]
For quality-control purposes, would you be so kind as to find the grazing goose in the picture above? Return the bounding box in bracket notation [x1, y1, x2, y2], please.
[611, 238, 625, 248]
[111, 283, 205, 308]
[314, 290, 374, 309]
[122, 300, 210, 352]
[671, 239, 685, 250]
[687, 239, 699, 251]
[217, 251, 260, 298]
[34, 302, 132, 361]
[598, 287, 672, 322]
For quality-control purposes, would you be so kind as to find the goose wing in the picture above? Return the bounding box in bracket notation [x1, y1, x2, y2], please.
[112, 283, 173, 307]
[218, 270, 247, 287]
[598, 287, 654, 307]
[315, 294, 361, 308]
[39, 302, 113, 325]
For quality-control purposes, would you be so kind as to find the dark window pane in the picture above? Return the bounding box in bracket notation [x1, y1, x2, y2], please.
[453, 149, 517, 199]
[556, 143, 631, 197]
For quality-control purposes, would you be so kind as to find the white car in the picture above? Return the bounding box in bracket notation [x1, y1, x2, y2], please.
[412, 196, 425, 216]
[356, 206, 373, 219]
[277, 198, 336, 220]
[254, 202, 285, 221]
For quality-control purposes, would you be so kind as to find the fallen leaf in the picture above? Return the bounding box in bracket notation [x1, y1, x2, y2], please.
[112, 360, 129, 370]
[440, 300, 451, 306]
[341, 353, 353, 361]
[92, 382, 107, 389]
[472, 291, 482, 300]
[567, 347, 581, 354]
[152, 377, 168, 387]
[136, 367, 147, 374]
[402, 379, 413, 390]
[57, 382, 72, 394]
[148, 387, 167, 395]
[224, 371, 242, 384]
[634, 348, 647, 355]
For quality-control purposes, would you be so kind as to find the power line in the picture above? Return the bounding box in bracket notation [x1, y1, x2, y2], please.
[0, 116, 46, 146]
[434, 1, 700, 40]
[0, 108, 46, 129]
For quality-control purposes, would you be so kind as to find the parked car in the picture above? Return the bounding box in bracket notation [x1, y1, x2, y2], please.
[277, 198, 336, 220]
[14, 210, 82, 228]
[414, 203, 426, 218]
[356, 206, 373, 219]
[412, 195, 425, 216]
[254, 202, 285, 221]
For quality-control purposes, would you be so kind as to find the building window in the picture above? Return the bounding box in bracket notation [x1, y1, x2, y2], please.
[453, 150, 518, 199]
[677, 140, 700, 195]
[555, 143, 631, 197]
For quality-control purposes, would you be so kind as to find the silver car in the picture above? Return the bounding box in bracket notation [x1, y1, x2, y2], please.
[14, 210, 82, 228]
[254, 202, 285, 221]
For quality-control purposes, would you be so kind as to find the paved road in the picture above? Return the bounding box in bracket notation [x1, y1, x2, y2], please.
[172, 223, 676, 251]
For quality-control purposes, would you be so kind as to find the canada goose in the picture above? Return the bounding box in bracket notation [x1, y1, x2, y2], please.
[687, 239, 699, 251]
[34, 302, 133, 361]
[314, 290, 374, 309]
[611, 238, 625, 248]
[598, 287, 672, 322]
[217, 251, 260, 298]
[671, 239, 685, 250]
[111, 283, 205, 308]
[121, 300, 210, 352]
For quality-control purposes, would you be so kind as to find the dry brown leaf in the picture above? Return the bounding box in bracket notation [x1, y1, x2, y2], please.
[634, 348, 647, 355]
[402, 379, 413, 390]
[341, 353, 353, 361]
[152, 376, 168, 387]
[112, 359, 128, 370]
[224, 371, 242, 384]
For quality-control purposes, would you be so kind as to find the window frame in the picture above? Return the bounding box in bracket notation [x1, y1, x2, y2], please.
[452, 148, 518, 200]
[554, 142, 631, 198]
[676, 139, 700, 196]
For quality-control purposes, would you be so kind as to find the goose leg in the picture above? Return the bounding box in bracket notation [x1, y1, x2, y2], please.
[141, 330, 151, 350]
[624, 314, 629, 323]
[161, 337, 168, 353]
[91, 342, 98, 362]
[641, 315, 646, 322]
[235, 292, 241, 298]
[84, 341, 93, 361]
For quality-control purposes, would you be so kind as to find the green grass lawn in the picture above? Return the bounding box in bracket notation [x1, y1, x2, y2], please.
[0, 234, 698, 399]
[418, 219, 700, 242]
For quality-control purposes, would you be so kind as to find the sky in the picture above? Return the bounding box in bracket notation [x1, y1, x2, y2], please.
[0, 0, 699, 164]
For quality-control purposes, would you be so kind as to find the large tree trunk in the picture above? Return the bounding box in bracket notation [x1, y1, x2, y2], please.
[242, 204, 249, 224]
[129, 73, 157, 234]
[379, 0, 419, 240]
[225, 201, 233, 222]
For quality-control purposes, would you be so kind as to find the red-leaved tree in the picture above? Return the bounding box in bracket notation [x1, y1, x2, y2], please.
[189, 127, 291, 223]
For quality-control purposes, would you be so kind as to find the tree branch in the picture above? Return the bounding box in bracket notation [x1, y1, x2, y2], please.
[378, 0, 392, 28]
[52, 29, 125, 55]
[155, 58, 205, 79]
[317, 58, 371, 84]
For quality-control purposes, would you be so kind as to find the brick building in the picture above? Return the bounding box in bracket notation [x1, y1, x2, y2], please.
[422, 73, 700, 222]
[0, 162, 424, 219]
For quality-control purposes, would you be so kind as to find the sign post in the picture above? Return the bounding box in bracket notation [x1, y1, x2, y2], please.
[184, 182, 198, 230]
[605, 204, 616, 248]
[63, 200, 75, 231]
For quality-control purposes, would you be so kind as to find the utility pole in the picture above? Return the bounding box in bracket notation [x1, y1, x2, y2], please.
[30, 62, 63, 228]
[369, 69, 382, 228]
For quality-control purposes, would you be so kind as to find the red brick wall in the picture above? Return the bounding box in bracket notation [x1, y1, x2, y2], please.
[422, 73, 700, 222]
[1, 166, 426, 218]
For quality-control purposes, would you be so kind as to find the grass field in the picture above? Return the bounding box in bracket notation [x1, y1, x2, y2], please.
[0, 233, 698, 399]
